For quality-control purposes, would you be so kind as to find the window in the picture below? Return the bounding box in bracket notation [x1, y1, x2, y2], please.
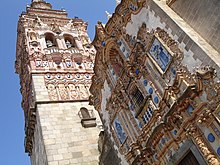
[78, 107, 96, 128]
[132, 87, 144, 107]
[108, 48, 123, 77]
[64, 34, 76, 49]
[45, 33, 56, 48]
[80, 107, 91, 119]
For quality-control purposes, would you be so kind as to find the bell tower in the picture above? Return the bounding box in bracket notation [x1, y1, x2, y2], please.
[15, 0, 101, 164]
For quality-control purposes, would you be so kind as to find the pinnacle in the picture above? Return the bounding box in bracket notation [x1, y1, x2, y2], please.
[32, 0, 45, 2]
[30, 0, 52, 9]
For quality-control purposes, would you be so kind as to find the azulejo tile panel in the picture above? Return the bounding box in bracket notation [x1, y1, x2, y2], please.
[113, 116, 127, 144]
[149, 38, 172, 73]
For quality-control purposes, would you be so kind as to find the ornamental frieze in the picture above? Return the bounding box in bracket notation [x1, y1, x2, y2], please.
[44, 47, 81, 55]
[45, 73, 92, 101]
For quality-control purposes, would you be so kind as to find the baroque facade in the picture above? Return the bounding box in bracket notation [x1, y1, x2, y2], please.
[15, 0, 102, 164]
[91, 0, 220, 165]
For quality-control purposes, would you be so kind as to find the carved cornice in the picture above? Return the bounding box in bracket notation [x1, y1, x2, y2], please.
[92, 0, 146, 50]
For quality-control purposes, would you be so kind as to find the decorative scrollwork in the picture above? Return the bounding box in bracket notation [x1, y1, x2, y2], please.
[186, 125, 220, 165]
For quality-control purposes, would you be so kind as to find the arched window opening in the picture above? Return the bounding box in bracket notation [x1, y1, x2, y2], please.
[45, 33, 56, 48]
[64, 34, 76, 49]
[52, 55, 62, 68]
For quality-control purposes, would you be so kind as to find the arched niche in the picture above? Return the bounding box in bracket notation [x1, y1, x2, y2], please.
[44, 32, 57, 48]
[63, 34, 76, 49]
[28, 32, 37, 41]
[78, 107, 96, 128]
[73, 56, 83, 68]
[105, 42, 124, 77]
[80, 107, 91, 119]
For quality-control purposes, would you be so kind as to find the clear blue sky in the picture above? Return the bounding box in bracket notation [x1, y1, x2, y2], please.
[0, 0, 115, 164]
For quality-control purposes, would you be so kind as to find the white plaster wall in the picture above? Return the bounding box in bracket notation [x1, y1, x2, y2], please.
[200, 125, 220, 157]
[100, 80, 129, 165]
[101, 80, 112, 134]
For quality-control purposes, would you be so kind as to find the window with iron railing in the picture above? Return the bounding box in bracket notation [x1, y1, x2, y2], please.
[132, 87, 144, 107]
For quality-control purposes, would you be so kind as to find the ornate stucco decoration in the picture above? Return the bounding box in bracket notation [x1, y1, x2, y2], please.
[139, 64, 220, 164]
[186, 125, 220, 165]
[44, 73, 92, 101]
[51, 20, 62, 34]
[105, 0, 145, 36]
[91, 0, 220, 164]
[147, 27, 183, 76]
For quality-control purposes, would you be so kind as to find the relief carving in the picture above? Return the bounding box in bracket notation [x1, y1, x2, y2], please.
[58, 84, 69, 100]
[186, 125, 219, 165]
[47, 84, 58, 101]
[186, 125, 220, 165]
[78, 84, 89, 99]
[69, 84, 79, 99]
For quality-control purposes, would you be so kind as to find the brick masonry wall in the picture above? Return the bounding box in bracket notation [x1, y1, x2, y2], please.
[171, 0, 220, 53]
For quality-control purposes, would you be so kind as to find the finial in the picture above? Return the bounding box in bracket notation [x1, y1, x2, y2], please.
[32, 0, 45, 2]
[105, 11, 112, 20]
[116, 0, 121, 5]
[30, 0, 52, 9]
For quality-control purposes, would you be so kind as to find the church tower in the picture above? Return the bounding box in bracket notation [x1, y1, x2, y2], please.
[15, 0, 101, 164]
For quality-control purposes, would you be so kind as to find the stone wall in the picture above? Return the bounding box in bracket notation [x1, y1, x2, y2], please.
[31, 112, 48, 165]
[32, 74, 49, 102]
[171, 0, 220, 53]
[30, 75, 102, 165]
[98, 132, 122, 165]
[33, 102, 101, 165]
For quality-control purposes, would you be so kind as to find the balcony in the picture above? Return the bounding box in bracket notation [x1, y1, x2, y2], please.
[78, 108, 96, 128]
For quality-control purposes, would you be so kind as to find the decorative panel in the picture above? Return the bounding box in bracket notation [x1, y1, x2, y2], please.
[148, 38, 172, 73]
[113, 116, 127, 144]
